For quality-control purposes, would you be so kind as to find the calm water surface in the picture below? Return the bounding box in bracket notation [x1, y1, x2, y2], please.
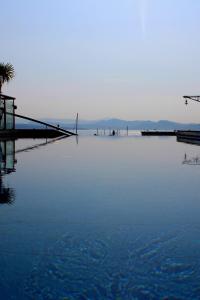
[0, 132, 200, 299]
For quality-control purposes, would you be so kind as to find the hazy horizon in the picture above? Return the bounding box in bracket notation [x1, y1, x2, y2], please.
[1, 0, 200, 122]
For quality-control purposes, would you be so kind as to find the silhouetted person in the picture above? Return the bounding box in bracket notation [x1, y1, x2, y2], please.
[112, 130, 115, 136]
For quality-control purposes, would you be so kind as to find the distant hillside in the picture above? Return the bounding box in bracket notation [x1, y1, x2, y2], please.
[16, 118, 200, 130]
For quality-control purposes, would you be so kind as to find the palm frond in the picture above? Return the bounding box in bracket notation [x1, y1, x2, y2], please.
[0, 63, 15, 90]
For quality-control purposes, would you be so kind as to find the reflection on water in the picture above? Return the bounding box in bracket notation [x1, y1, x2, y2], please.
[183, 153, 200, 165]
[0, 140, 16, 205]
[177, 136, 200, 146]
[0, 134, 200, 299]
[0, 136, 68, 206]
[0, 178, 15, 205]
[0, 140, 16, 175]
[15, 135, 67, 154]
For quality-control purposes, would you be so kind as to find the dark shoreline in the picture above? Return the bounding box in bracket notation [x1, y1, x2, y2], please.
[0, 129, 69, 139]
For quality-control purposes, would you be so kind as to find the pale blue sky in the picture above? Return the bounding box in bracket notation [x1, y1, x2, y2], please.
[1, 0, 200, 122]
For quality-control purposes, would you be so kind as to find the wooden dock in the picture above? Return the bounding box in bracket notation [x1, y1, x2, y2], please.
[176, 130, 200, 145]
[141, 131, 176, 136]
[176, 130, 200, 139]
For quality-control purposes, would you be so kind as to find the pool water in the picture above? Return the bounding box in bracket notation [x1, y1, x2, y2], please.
[0, 133, 200, 299]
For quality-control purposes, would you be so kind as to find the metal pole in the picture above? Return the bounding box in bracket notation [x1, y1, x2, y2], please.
[3, 100, 6, 130]
[75, 113, 78, 135]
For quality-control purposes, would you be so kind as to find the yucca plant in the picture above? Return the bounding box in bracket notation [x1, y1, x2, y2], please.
[0, 63, 15, 94]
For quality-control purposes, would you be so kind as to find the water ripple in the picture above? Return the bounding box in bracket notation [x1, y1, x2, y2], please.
[25, 227, 200, 300]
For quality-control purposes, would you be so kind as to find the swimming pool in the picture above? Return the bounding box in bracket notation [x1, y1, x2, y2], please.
[0, 133, 200, 299]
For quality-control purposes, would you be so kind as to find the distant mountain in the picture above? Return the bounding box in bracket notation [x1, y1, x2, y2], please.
[78, 119, 200, 130]
[16, 118, 200, 130]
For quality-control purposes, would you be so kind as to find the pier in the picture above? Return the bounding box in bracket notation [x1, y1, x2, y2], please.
[0, 93, 76, 139]
[176, 130, 200, 145]
[141, 131, 176, 136]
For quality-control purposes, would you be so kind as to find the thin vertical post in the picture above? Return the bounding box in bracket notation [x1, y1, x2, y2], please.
[75, 113, 78, 135]
[4, 100, 6, 130]
[13, 100, 15, 129]
[13, 140, 16, 167]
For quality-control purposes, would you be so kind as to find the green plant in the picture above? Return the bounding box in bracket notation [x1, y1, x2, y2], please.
[0, 63, 15, 93]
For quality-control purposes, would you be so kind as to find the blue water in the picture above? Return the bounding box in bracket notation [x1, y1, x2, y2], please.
[0, 133, 200, 299]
